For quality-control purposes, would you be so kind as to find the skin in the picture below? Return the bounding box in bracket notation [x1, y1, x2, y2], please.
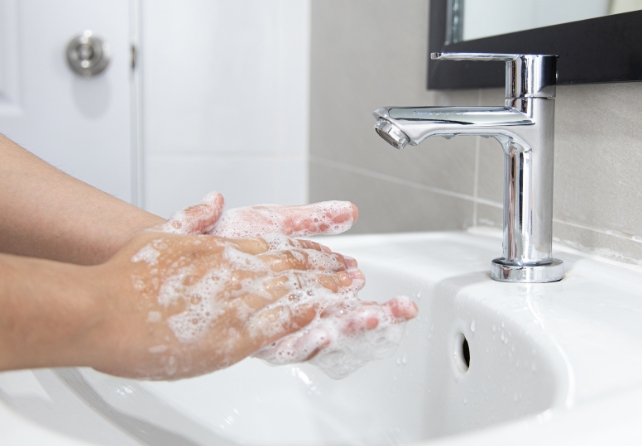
[0, 134, 418, 379]
[0, 231, 365, 379]
[0, 133, 164, 265]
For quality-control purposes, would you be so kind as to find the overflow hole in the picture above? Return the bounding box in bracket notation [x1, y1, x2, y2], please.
[454, 333, 470, 372]
[462, 337, 470, 369]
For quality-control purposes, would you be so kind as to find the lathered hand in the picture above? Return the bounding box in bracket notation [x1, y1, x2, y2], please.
[150, 193, 418, 378]
[86, 231, 364, 380]
[157, 191, 359, 238]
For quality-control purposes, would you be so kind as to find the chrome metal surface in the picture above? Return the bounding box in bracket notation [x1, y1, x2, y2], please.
[432, 52, 557, 99]
[491, 258, 564, 283]
[373, 52, 563, 283]
[66, 30, 111, 77]
[374, 118, 409, 150]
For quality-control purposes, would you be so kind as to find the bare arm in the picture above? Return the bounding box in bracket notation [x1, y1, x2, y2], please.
[0, 134, 164, 265]
[0, 134, 360, 265]
[0, 231, 365, 378]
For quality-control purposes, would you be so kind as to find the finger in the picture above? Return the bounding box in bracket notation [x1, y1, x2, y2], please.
[286, 201, 359, 236]
[384, 296, 419, 320]
[230, 275, 304, 314]
[253, 326, 331, 364]
[260, 276, 295, 301]
[343, 255, 358, 268]
[320, 297, 417, 336]
[259, 234, 327, 253]
[245, 303, 317, 352]
[209, 201, 358, 238]
[227, 234, 333, 257]
[315, 271, 353, 292]
[226, 237, 270, 255]
[155, 192, 225, 235]
[295, 238, 330, 253]
[258, 249, 348, 273]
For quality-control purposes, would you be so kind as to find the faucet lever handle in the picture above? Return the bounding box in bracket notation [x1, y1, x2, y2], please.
[432, 52, 520, 62]
[431, 52, 558, 99]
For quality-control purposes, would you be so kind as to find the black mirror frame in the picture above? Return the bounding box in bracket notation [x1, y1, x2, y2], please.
[428, 0, 642, 90]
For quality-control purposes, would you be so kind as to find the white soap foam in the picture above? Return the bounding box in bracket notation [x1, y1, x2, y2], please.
[131, 245, 160, 266]
[157, 266, 230, 344]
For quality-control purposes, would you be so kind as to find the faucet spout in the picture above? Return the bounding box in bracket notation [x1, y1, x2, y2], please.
[373, 106, 534, 150]
[372, 52, 564, 283]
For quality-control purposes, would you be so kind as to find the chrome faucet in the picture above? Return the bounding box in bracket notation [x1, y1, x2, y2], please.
[373, 52, 563, 283]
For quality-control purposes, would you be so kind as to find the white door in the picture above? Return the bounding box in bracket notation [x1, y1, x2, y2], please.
[0, 0, 136, 204]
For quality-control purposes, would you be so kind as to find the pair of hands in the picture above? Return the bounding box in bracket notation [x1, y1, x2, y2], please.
[87, 193, 417, 380]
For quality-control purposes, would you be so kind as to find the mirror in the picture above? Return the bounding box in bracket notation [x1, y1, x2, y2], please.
[451, 0, 642, 43]
[429, 0, 642, 89]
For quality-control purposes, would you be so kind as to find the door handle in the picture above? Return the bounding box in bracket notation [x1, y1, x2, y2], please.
[66, 30, 111, 77]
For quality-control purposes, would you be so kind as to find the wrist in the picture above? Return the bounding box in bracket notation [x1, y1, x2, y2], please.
[0, 254, 106, 371]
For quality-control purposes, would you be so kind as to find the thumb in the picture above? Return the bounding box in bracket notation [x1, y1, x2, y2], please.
[153, 191, 225, 235]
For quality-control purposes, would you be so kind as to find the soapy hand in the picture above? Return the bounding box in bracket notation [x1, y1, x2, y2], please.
[86, 231, 364, 380]
[253, 295, 418, 379]
[156, 191, 359, 238]
[152, 193, 418, 378]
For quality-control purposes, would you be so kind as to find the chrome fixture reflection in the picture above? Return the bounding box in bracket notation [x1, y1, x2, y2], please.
[66, 30, 111, 77]
[373, 52, 563, 283]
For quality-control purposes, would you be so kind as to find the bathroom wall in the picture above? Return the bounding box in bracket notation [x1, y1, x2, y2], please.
[309, 0, 642, 264]
[141, 0, 310, 218]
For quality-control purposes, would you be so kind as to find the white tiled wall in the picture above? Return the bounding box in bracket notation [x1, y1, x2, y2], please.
[141, 0, 309, 218]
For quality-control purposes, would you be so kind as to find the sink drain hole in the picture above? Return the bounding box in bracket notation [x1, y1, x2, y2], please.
[454, 333, 470, 372]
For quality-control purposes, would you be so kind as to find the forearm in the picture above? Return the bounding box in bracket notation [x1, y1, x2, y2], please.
[0, 253, 103, 371]
[0, 134, 164, 264]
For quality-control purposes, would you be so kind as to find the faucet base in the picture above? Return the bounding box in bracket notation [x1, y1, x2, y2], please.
[491, 258, 564, 283]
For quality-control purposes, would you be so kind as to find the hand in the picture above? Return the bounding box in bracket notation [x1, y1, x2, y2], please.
[151, 193, 418, 378]
[84, 230, 364, 380]
[253, 295, 418, 378]
[156, 192, 359, 238]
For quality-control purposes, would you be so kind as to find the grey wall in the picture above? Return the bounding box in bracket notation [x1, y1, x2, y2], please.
[309, 0, 642, 264]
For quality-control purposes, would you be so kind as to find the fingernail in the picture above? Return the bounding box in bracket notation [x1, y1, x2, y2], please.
[344, 256, 358, 268]
[348, 269, 365, 280]
[319, 244, 332, 253]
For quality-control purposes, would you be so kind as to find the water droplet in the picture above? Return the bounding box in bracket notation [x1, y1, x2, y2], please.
[470, 320, 476, 332]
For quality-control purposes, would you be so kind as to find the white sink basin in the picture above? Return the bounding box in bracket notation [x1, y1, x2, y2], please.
[2, 230, 642, 445]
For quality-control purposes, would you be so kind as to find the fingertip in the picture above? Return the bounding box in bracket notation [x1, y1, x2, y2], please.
[350, 203, 359, 223]
[344, 255, 358, 268]
[387, 296, 419, 319]
[203, 192, 225, 220]
[202, 191, 225, 208]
